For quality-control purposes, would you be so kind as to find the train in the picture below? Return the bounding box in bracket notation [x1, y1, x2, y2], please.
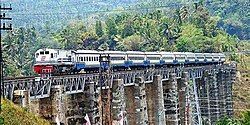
[33, 48, 226, 74]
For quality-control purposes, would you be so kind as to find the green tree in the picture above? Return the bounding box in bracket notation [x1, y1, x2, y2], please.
[121, 22, 134, 38]
[52, 21, 86, 49]
[176, 24, 208, 52]
[117, 34, 144, 51]
[216, 116, 241, 125]
[3, 27, 40, 76]
[242, 111, 250, 125]
[106, 18, 118, 38]
[95, 20, 104, 37]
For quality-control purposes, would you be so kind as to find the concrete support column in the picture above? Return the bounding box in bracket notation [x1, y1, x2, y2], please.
[13, 90, 30, 108]
[51, 85, 65, 124]
[112, 79, 126, 124]
[85, 82, 99, 124]
[217, 69, 227, 117]
[29, 98, 40, 116]
[208, 70, 220, 124]
[178, 72, 188, 125]
[199, 71, 211, 125]
[124, 85, 136, 125]
[225, 67, 236, 117]
[65, 93, 87, 125]
[98, 87, 112, 125]
[164, 73, 179, 125]
[134, 77, 148, 125]
[145, 75, 166, 125]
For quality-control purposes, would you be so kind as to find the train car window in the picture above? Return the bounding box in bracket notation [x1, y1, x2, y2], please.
[147, 57, 159, 60]
[40, 51, 44, 55]
[45, 51, 49, 54]
[129, 57, 144, 60]
[188, 57, 195, 59]
[111, 57, 125, 60]
[206, 56, 212, 59]
[54, 53, 57, 58]
[35, 53, 39, 58]
[81, 57, 83, 62]
[51, 53, 53, 58]
[86, 57, 89, 61]
[176, 56, 185, 60]
[163, 57, 173, 60]
[97, 57, 99, 61]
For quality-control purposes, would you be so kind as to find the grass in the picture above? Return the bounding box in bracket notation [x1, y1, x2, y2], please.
[0, 99, 50, 125]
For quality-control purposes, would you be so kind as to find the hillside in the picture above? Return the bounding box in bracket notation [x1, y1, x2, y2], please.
[2, 0, 249, 40]
[234, 55, 250, 117]
[0, 99, 50, 125]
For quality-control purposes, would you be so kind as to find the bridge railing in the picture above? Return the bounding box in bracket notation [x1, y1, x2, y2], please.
[3, 64, 231, 99]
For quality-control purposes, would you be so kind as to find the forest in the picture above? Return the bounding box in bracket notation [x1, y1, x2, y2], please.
[1, 0, 250, 124]
[1, 0, 249, 77]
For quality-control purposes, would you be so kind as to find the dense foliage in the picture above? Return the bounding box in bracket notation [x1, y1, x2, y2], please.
[0, 99, 50, 125]
[216, 111, 250, 125]
[1, 1, 249, 77]
[4, 0, 249, 40]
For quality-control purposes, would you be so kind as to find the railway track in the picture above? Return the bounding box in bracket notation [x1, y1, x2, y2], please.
[3, 63, 225, 82]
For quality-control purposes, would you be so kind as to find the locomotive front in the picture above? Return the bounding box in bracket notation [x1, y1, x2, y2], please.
[33, 48, 58, 74]
[33, 48, 74, 74]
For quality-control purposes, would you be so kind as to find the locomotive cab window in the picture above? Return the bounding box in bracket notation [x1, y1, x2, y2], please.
[45, 51, 49, 54]
[40, 51, 44, 55]
[36, 53, 39, 58]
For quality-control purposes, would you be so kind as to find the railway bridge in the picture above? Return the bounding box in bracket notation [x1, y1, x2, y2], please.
[4, 63, 236, 125]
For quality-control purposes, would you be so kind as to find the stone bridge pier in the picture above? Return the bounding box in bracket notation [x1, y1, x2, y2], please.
[11, 64, 236, 125]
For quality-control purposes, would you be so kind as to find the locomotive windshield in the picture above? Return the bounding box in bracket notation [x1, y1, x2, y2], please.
[40, 51, 44, 55]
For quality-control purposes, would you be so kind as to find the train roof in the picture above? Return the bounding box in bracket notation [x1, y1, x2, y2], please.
[144, 52, 161, 55]
[35, 48, 59, 53]
[173, 52, 188, 55]
[103, 51, 126, 54]
[126, 51, 145, 54]
[73, 50, 99, 54]
[159, 52, 174, 55]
